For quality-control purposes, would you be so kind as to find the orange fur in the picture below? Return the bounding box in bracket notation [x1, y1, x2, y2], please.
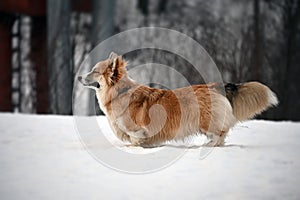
[79, 52, 278, 147]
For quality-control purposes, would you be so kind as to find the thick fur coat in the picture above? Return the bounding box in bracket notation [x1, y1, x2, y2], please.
[78, 52, 278, 147]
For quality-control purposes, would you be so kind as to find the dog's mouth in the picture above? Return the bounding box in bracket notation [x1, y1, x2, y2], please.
[86, 82, 100, 89]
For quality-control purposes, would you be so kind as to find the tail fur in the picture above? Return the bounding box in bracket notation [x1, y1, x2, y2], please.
[225, 82, 278, 121]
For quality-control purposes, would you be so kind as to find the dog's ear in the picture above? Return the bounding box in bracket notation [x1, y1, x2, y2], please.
[111, 56, 118, 73]
[107, 54, 126, 85]
[109, 52, 118, 60]
[108, 52, 119, 72]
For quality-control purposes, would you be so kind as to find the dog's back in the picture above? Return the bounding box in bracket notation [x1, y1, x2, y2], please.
[79, 52, 278, 147]
[111, 81, 278, 147]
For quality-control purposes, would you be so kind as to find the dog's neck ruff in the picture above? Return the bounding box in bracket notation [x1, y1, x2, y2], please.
[117, 86, 131, 96]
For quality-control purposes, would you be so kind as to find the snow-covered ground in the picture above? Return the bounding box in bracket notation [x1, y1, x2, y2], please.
[0, 113, 299, 200]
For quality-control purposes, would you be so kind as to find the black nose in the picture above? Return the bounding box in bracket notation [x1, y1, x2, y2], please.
[78, 76, 82, 81]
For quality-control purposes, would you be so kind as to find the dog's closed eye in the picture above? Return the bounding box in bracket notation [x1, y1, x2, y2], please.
[93, 71, 100, 74]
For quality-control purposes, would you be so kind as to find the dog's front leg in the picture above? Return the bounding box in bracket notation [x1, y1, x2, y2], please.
[129, 129, 147, 146]
[130, 137, 143, 146]
[110, 122, 131, 142]
[130, 135, 161, 148]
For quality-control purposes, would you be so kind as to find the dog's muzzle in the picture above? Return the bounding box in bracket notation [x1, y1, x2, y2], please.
[78, 76, 100, 88]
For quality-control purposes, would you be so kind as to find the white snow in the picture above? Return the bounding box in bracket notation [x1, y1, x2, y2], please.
[0, 113, 300, 200]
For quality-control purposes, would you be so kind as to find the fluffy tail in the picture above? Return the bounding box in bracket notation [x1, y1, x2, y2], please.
[225, 82, 279, 121]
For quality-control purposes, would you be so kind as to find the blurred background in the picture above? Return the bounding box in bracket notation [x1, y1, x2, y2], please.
[0, 0, 299, 120]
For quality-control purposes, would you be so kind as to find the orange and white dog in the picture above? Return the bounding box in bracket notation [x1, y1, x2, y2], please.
[78, 52, 278, 147]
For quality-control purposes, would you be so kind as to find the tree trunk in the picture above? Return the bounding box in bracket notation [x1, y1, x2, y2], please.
[157, 0, 167, 14]
[282, 0, 300, 117]
[0, 13, 13, 112]
[251, 0, 263, 81]
[31, 16, 48, 114]
[89, 0, 116, 115]
[92, 0, 116, 44]
[138, 0, 149, 16]
[47, 0, 73, 114]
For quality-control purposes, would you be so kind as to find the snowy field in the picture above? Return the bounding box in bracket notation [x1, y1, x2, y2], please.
[0, 113, 300, 200]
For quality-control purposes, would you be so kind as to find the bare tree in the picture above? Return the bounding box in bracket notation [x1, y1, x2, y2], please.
[90, 0, 116, 115]
[0, 13, 14, 112]
[31, 16, 48, 113]
[251, 0, 263, 81]
[47, 0, 73, 114]
[92, 0, 116, 44]
[281, 0, 300, 118]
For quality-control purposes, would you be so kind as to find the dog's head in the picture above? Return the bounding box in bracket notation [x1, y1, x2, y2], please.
[78, 52, 127, 90]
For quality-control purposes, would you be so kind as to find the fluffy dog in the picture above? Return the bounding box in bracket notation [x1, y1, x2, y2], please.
[78, 52, 278, 147]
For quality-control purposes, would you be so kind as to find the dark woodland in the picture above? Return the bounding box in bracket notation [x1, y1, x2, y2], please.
[0, 0, 299, 120]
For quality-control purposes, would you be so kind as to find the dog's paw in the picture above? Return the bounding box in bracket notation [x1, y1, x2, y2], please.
[203, 140, 224, 147]
[124, 143, 140, 148]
